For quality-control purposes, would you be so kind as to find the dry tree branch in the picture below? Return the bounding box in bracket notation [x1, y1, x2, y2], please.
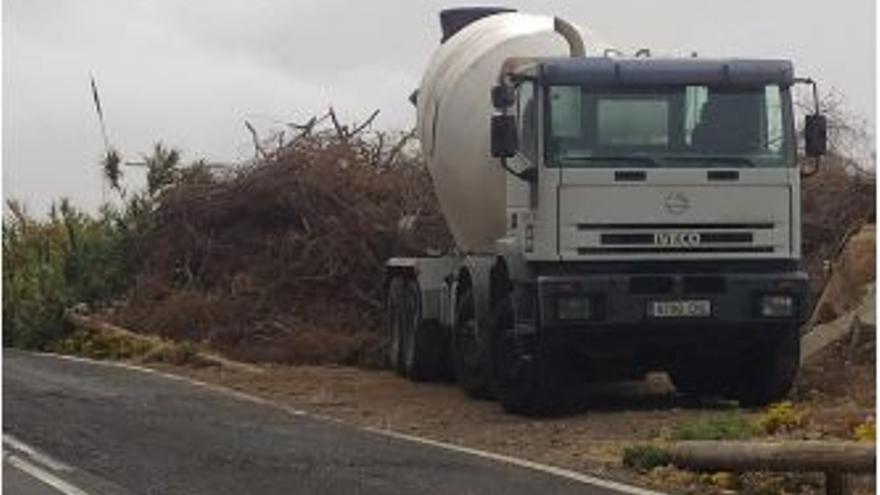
[383, 128, 418, 168]
[349, 109, 381, 137]
[244, 121, 267, 160]
[328, 107, 346, 139]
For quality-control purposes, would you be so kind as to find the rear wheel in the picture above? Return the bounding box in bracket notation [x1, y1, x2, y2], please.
[452, 285, 493, 399]
[384, 277, 406, 375]
[401, 279, 448, 381]
[492, 295, 568, 416]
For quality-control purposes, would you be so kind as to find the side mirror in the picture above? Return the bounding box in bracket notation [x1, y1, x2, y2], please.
[490, 115, 517, 158]
[804, 114, 827, 157]
[491, 84, 515, 109]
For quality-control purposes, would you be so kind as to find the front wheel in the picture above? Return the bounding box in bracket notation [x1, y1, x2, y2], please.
[724, 325, 800, 407]
[452, 286, 492, 399]
[492, 295, 568, 416]
[670, 326, 800, 407]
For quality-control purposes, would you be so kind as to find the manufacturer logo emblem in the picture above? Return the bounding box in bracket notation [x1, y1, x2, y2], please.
[654, 232, 701, 247]
[664, 192, 691, 215]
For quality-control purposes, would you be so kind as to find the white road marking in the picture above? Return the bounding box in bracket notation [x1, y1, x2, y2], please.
[361, 427, 667, 495]
[27, 351, 668, 495]
[5, 453, 91, 495]
[4, 433, 73, 472]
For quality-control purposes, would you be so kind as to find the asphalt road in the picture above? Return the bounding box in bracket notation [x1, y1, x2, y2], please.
[3, 350, 660, 495]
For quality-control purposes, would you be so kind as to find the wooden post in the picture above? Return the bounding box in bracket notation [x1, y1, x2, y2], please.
[668, 441, 875, 474]
[667, 441, 873, 495]
[825, 472, 850, 495]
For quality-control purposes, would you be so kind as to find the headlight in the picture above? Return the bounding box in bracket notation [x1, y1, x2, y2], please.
[556, 296, 591, 321]
[760, 294, 794, 317]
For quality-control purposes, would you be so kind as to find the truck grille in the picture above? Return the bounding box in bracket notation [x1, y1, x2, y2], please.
[599, 232, 753, 244]
[629, 276, 673, 294]
[575, 223, 776, 255]
[577, 223, 774, 230]
[627, 275, 727, 294]
[578, 246, 774, 254]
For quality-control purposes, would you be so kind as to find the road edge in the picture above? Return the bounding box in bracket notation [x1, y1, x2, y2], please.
[17, 350, 667, 495]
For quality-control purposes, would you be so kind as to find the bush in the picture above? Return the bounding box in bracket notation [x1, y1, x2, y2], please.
[622, 445, 672, 470]
[50, 327, 155, 360]
[755, 401, 808, 435]
[50, 326, 209, 367]
[2, 144, 181, 350]
[3, 199, 142, 349]
[853, 418, 875, 442]
[668, 414, 758, 441]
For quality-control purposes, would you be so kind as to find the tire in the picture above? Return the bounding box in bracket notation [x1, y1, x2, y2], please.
[452, 285, 493, 399]
[724, 325, 800, 407]
[492, 295, 568, 416]
[670, 326, 800, 407]
[401, 279, 448, 381]
[384, 277, 406, 376]
[669, 362, 726, 398]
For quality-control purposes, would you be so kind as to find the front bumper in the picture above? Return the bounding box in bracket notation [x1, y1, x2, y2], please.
[536, 270, 809, 328]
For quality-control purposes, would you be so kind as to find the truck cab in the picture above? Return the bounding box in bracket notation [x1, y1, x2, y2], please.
[503, 58, 800, 263]
[488, 56, 825, 413]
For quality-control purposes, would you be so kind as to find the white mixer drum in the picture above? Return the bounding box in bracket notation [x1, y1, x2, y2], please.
[416, 10, 611, 253]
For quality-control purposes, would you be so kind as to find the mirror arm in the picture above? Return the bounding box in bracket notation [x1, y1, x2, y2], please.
[800, 159, 820, 178]
[500, 157, 537, 183]
[793, 77, 820, 114]
[794, 77, 823, 175]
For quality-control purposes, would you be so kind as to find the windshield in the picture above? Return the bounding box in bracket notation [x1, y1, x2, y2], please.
[544, 84, 794, 168]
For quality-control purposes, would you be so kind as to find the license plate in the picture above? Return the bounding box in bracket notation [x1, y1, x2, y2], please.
[649, 300, 711, 318]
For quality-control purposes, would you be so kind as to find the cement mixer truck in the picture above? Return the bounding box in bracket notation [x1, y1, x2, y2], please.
[384, 7, 828, 415]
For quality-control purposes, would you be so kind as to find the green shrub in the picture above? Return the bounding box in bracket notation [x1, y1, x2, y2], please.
[49, 326, 210, 368]
[854, 419, 875, 441]
[668, 414, 758, 441]
[755, 401, 808, 435]
[2, 145, 183, 350]
[3, 199, 142, 349]
[622, 445, 672, 470]
[49, 328, 154, 360]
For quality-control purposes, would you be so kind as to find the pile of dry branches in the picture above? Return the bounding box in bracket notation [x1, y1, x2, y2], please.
[801, 153, 875, 286]
[117, 110, 452, 364]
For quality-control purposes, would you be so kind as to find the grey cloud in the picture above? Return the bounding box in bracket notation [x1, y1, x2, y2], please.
[3, 0, 875, 214]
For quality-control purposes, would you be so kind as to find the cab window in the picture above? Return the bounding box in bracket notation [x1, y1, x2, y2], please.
[516, 81, 538, 163]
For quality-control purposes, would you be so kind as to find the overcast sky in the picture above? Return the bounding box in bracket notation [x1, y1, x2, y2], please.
[3, 0, 876, 213]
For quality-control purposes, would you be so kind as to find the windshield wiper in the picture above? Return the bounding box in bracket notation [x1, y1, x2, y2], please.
[558, 155, 662, 167]
[662, 155, 759, 168]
